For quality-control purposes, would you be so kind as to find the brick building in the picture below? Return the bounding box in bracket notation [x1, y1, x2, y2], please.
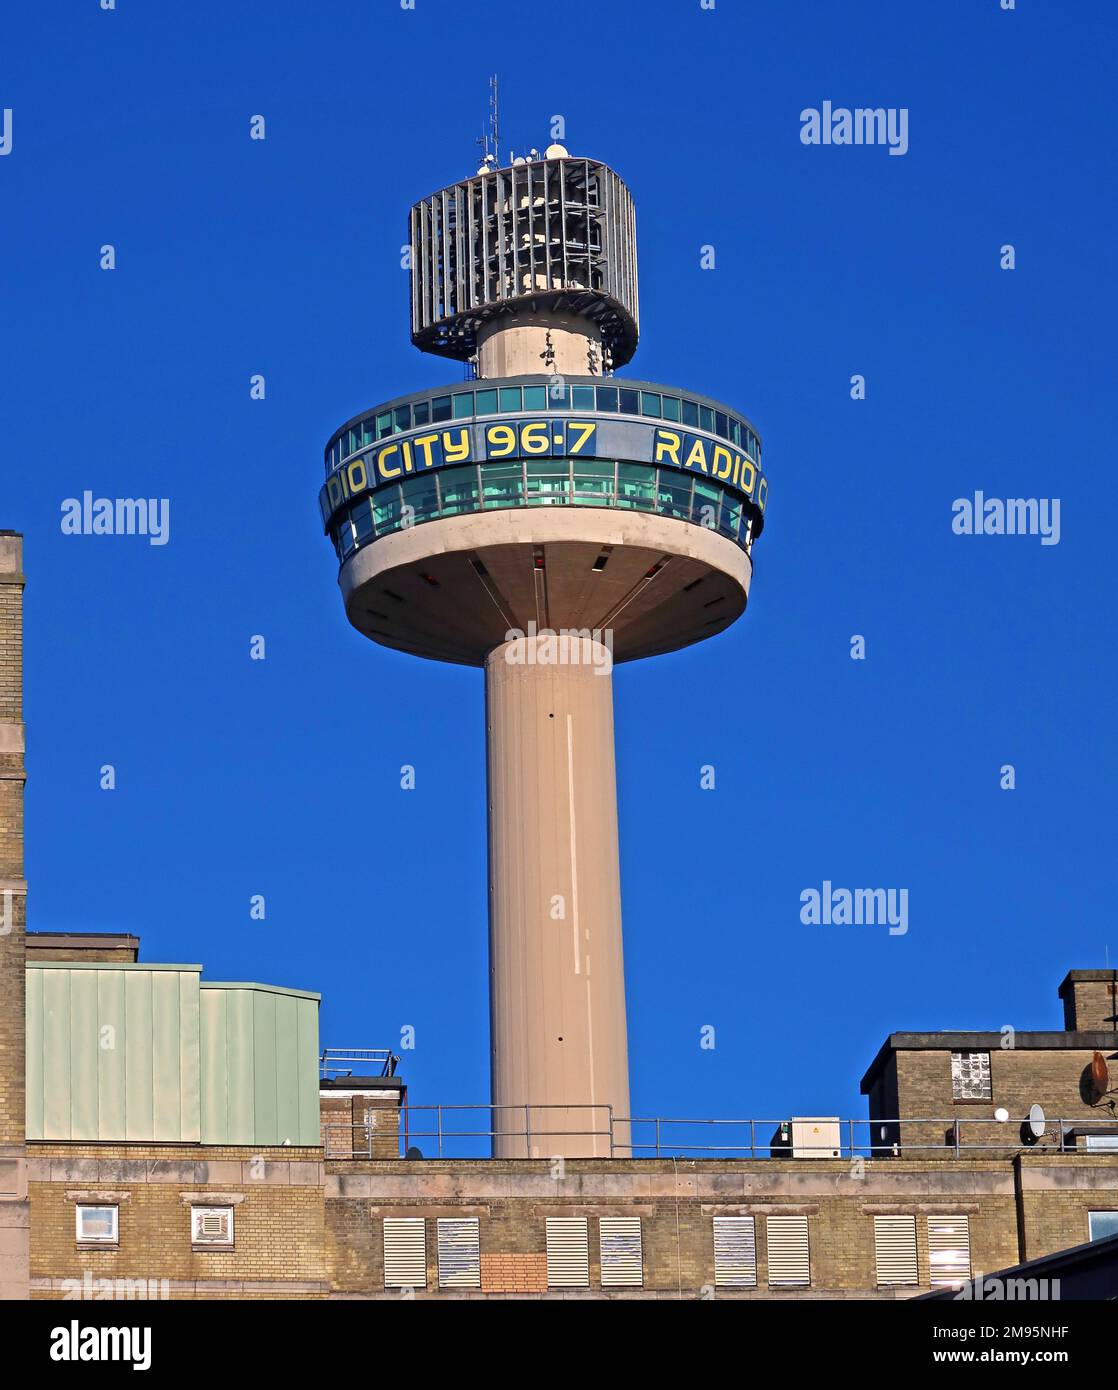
[2, 531, 1117, 1299]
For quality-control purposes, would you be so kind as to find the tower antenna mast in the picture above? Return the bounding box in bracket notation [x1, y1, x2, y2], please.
[489, 74, 500, 166]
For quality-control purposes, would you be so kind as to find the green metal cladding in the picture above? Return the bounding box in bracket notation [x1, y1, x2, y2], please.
[25, 963, 320, 1145]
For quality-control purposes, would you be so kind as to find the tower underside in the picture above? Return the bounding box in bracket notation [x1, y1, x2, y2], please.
[340, 508, 752, 667]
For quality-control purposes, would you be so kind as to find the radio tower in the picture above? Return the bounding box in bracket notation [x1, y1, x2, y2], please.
[318, 136, 767, 1156]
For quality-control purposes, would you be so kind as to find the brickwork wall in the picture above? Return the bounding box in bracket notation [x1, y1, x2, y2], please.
[1060, 977, 1118, 1032]
[322, 1157, 1060, 1298]
[890, 1047, 1118, 1157]
[0, 534, 28, 1300]
[320, 1093, 400, 1159]
[0, 541, 26, 1150]
[28, 1144, 327, 1300]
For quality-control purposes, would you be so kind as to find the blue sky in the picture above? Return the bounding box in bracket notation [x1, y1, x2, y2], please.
[1, 1, 1114, 1132]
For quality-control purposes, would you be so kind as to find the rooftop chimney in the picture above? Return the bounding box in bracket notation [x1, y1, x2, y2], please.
[1058, 970, 1118, 1032]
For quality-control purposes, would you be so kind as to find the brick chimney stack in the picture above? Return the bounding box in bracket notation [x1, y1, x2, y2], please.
[1059, 970, 1118, 1033]
[0, 531, 28, 1299]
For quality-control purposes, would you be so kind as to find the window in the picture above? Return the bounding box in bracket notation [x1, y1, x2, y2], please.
[1085, 1135, 1118, 1151]
[951, 1051, 992, 1101]
[437, 465, 480, 516]
[1089, 1211, 1118, 1242]
[766, 1215, 810, 1287]
[928, 1215, 971, 1288]
[617, 463, 655, 510]
[681, 398, 699, 427]
[498, 387, 521, 413]
[436, 1217, 481, 1289]
[545, 1217, 589, 1288]
[481, 461, 524, 508]
[713, 1216, 757, 1287]
[383, 1217, 427, 1289]
[474, 388, 498, 416]
[571, 385, 595, 410]
[526, 459, 570, 505]
[401, 475, 439, 523]
[595, 385, 619, 413]
[699, 405, 714, 433]
[874, 1214, 918, 1286]
[547, 383, 570, 408]
[452, 392, 474, 419]
[191, 1205, 234, 1247]
[522, 385, 547, 410]
[617, 387, 639, 415]
[393, 405, 411, 433]
[599, 1217, 642, 1288]
[656, 471, 693, 521]
[76, 1204, 118, 1245]
[413, 399, 430, 426]
[430, 395, 452, 423]
[573, 459, 615, 501]
[661, 395, 681, 422]
[640, 391, 662, 417]
[375, 411, 392, 440]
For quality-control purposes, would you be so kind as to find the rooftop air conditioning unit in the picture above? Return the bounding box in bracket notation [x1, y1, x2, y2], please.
[790, 1117, 841, 1159]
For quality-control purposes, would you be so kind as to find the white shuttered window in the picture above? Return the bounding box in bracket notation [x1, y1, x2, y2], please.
[766, 1215, 810, 1287]
[599, 1216, 642, 1287]
[437, 1217, 481, 1288]
[928, 1214, 971, 1288]
[546, 1217, 590, 1288]
[874, 1214, 918, 1286]
[713, 1215, 757, 1287]
[383, 1216, 427, 1289]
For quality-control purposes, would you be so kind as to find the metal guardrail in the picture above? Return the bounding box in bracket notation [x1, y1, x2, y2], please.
[320, 1048, 399, 1079]
[319, 1107, 1118, 1160]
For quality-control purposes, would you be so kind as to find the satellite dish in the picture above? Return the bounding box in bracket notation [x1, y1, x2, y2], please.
[1090, 1050, 1110, 1102]
[994, 1107, 1009, 1123]
[545, 143, 569, 160]
[405, 1146, 424, 1161]
[1021, 1103, 1046, 1145]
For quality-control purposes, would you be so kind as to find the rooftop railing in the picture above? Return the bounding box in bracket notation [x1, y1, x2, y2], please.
[320, 1048, 399, 1080]
[320, 1105, 1118, 1160]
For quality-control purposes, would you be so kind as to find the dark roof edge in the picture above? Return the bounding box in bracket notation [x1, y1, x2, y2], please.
[859, 1031, 1118, 1093]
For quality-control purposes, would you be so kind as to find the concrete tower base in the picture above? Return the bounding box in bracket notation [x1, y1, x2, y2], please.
[485, 635, 630, 1157]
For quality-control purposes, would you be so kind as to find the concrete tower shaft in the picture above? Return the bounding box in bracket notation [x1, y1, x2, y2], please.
[486, 636, 629, 1158]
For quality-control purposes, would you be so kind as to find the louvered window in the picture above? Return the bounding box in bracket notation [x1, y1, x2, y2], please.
[545, 1217, 589, 1288]
[713, 1215, 757, 1287]
[874, 1214, 918, 1285]
[191, 1205, 233, 1246]
[927, 1214, 971, 1287]
[437, 1217, 481, 1288]
[599, 1216, 642, 1287]
[383, 1216, 427, 1289]
[766, 1215, 810, 1287]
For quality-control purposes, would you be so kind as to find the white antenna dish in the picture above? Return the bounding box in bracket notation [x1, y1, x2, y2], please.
[1028, 1103, 1046, 1137]
[994, 1107, 1009, 1123]
[545, 143, 569, 160]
